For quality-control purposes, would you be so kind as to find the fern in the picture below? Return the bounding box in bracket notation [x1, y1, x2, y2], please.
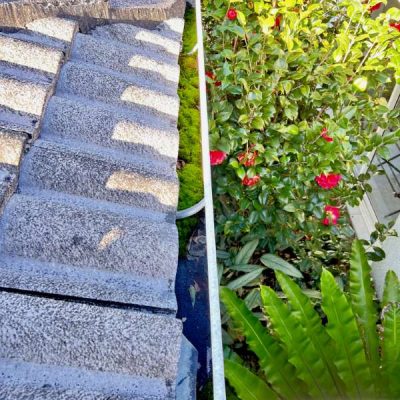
[275, 271, 346, 398]
[321, 268, 374, 399]
[382, 270, 400, 307]
[348, 240, 379, 392]
[261, 286, 335, 399]
[224, 360, 279, 400]
[220, 288, 302, 399]
[222, 247, 400, 400]
[381, 303, 400, 398]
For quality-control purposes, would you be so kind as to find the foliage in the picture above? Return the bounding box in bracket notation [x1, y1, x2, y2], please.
[221, 240, 400, 399]
[205, 0, 400, 274]
[177, 6, 204, 255]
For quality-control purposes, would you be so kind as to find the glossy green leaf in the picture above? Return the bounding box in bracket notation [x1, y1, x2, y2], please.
[321, 269, 374, 398]
[221, 288, 303, 399]
[381, 303, 400, 398]
[224, 359, 279, 400]
[348, 240, 380, 389]
[382, 270, 400, 307]
[275, 271, 346, 398]
[261, 286, 334, 398]
[260, 254, 303, 278]
[234, 239, 259, 265]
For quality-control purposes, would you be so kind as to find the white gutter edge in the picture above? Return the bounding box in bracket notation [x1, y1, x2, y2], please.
[193, 2, 227, 399]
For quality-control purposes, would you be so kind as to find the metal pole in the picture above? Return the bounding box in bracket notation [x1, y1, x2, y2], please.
[193, 1, 227, 398]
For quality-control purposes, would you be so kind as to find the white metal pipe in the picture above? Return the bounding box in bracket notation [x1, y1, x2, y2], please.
[176, 198, 205, 219]
[193, 1, 227, 399]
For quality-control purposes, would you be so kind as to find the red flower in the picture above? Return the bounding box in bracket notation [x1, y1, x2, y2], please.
[242, 175, 260, 186]
[323, 205, 340, 226]
[369, 2, 382, 12]
[390, 22, 400, 32]
[320, 127, 333, 142]
[206, 71, 221, 87]
[315, 173, 342, 189]
[227, 8, 237, 20]
[206, 71, 216, 80]
[210, 150, 227, 166]
[238, 151, 258, 167]
[274, 15, 281, 28]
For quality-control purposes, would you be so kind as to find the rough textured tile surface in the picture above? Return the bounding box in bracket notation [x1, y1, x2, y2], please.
[0, 254, 177, 309]
[0, 71, 50, 116]
[0, 34, 63, 74]
[0, 359, 170, 399]
[72, 33, 179, 84]
[0, 167, 17, 214]
[0, 129, 26, 167]
[26, 17, 78, 42]
[19, 139, 179, 215]
[0, 292, 182, 386]
[42, 95, 179, 162]
[57, 62, 179, 120]
[92, 22, 181, 61]
[0, 107, 37, 137]
[109, 0, 185, 24]
[0, 194, 179, 304]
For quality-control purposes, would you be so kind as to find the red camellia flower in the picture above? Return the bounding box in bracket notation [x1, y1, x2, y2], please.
[206, 71, 216, 80]
[320, 127, 333, 142]
[210, 150, 227, 166]
[206, 71, 221, 87]
[390, 22, 400, 32]
[315, 173, 342, 189]
[238, 151, 258, 167]
[227, 8, 237, 20]
[369, 2, 382, 12]
[242, 175, 260, 186]
[274, 15, 282, 28]
[322, 205, 340, 226]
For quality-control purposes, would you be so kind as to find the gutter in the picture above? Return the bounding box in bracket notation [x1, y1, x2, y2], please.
[193, 2, 227, 399]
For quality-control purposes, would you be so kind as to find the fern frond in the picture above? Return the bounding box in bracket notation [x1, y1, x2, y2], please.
[382, 270, 400, 307]
[220, 287, 302, 399]
[381, 302, 400, 398]
[275, 271, 346, 398]
[348, 240, 379, 392]
[224, 359, 279, 400]
[321, 268, 374, 399]
[261, 285, 335, 399]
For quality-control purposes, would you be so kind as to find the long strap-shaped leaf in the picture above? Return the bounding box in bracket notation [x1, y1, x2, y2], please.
[221, 288, 303, 399]
[381, 302, 400, 398]
[261, 285, 334, 399]
[382, 270, 400, 308]
[321, 268, 374, 399]
[224, 359, 279, 400]
[275, 271, 347, 399]
[348, 241, 379, 393]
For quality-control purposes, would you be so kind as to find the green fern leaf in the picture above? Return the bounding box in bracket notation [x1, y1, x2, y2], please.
[382, 270, 400, 307]
[224, 359, 279, 400]
[261, 285, 336, 399]
[381, 302, 400, 398]
[321, 268, 374, 399]
[220, 287, 302, 399]
[275, 271, 346, 398]
[348, 240, 379, 390]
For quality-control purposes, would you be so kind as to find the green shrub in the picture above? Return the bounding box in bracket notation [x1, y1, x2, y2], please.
[205, 0, 400, 275]
[221, 240, 400, 399]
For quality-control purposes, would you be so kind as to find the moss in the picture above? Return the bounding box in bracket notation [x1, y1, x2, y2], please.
[176, 5, 203, 255]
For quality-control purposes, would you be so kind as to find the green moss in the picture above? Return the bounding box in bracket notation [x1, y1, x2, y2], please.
[176, 5, 203, 255]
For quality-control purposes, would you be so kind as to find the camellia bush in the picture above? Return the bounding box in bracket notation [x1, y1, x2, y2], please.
[205, 0, 400, 277]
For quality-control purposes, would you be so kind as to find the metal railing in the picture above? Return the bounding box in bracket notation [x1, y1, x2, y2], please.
[194, 1, 227, 398]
